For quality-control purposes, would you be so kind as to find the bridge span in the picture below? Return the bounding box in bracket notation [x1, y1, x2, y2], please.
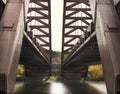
[0, 0, 51, 93]
[61, 0, 120, 94]
[0, 0, 120, 94]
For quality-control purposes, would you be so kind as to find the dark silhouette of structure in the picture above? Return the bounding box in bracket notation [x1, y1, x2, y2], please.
[61, 0, 120, 94]
[0, 0, 120, 94]
[0, 0, 51, 94]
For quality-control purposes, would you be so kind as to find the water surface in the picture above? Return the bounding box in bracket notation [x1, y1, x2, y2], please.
[14, 79, 107, 94]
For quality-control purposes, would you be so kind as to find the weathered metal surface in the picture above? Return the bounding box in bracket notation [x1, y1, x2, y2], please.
[90, 0, 120, 94]
[0, 0, 30, 93]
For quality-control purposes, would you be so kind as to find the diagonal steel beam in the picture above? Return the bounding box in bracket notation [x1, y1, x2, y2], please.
[26, 0, 51, 64]
[62, 0, 92, 63]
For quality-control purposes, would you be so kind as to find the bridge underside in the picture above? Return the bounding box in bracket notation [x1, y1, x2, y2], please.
[20, 32, 51, 75]
[62, 0, 120, 94]
[62, 32, 100, 77]
[0, 0, 120, 94]
[0, 0, 51, 94]
[61, 0, 99, 77]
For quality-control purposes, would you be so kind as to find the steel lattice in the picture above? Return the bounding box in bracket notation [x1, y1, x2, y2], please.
[26, 0, 51, 63]
[62, 0, 93, 62]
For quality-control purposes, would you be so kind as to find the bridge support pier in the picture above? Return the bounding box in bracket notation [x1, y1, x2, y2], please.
[90, 0, 120, 94]
[0, 0, 29, 94]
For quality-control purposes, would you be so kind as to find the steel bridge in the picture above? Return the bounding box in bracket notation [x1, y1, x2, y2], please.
[0, 0, 51, 93]
[62, 0, 120, 94]
[0, 0, 120, 94]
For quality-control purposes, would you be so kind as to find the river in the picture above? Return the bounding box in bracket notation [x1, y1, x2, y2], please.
[14, 78, 107, 94]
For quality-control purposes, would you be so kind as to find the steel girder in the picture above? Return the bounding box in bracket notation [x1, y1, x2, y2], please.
[62, 0, 120, 94]
[26, 0, 52, 64]
[62, 0, 93, 64]
[61, 0, 97, 75]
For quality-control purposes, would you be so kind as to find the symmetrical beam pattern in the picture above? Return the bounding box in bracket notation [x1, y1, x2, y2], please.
[26, 0, 51, 63]
[62, 0, 93, 63]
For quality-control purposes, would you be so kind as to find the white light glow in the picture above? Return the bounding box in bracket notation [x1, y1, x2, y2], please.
[51, 0, 63, 51]
[49, 82, 71, 94]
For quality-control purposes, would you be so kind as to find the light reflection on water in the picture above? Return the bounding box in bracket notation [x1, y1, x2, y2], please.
[87, 82, 107, 94]
[14, 80, 107, 94]
[49, 82, 72, 94]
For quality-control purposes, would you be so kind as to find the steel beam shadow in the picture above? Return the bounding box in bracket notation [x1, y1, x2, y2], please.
[20, 32, 51, 75]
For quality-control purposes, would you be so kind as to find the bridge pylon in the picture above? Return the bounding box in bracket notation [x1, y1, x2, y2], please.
[61, 0, 120, 94]
[0, 0, 30, 94]
[90, 0, 120, 93]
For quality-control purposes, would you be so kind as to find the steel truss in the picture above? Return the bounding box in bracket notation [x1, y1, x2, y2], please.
[26, 0, 51, 63]
[62, 0, 93, 63]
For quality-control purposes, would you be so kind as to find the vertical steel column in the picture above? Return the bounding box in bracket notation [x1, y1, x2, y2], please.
[90, 0, 120, 94]
[0, 0, 30, 94]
